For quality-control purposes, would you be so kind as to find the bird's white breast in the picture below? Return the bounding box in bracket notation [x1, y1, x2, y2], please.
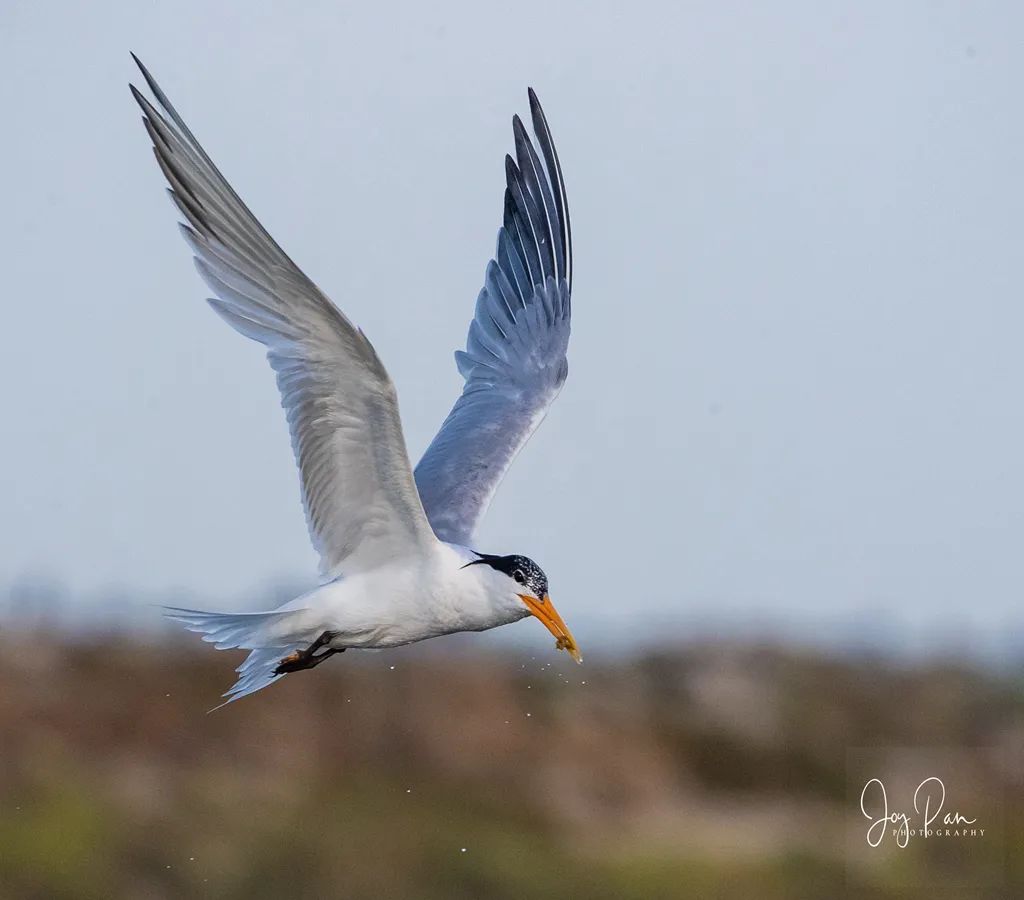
[285, 542, 526, 650]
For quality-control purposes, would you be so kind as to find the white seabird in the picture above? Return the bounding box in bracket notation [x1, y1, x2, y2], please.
[130, 55, 580, 706]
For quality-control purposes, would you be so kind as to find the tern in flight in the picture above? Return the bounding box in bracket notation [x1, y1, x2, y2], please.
[130, 56, 580, 705]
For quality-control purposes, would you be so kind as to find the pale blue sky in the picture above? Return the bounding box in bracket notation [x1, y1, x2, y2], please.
[2, 1, 1022, 649]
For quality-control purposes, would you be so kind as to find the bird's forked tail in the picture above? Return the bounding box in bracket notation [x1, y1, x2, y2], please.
[164, 607, 308, 710]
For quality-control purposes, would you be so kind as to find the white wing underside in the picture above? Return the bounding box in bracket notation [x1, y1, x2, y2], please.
[131, 57, 435, 578]
[414, 91, 573, 546]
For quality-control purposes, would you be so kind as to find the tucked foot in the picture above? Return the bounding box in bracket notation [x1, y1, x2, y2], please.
[273, 632, 343, 676]
[275, 650, 303, 672]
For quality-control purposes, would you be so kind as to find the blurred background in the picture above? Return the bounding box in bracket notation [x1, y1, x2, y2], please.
[2, 0, 1023, 896]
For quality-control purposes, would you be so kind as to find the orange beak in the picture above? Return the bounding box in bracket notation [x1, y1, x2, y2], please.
[518, 594, 582, 663]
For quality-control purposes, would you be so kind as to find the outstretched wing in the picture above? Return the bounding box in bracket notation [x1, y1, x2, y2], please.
[414, 90, 572, 546]
[130, 56, 435, 578]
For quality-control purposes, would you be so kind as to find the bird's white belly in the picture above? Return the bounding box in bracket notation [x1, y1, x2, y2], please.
[280, 543, 524, 650]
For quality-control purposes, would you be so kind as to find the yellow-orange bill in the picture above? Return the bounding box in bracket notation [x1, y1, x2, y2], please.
[518, 594, 582, 663]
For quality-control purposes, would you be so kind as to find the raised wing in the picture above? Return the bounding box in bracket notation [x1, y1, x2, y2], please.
[130, 56, 435, 578]
[415, 90, 572, 546]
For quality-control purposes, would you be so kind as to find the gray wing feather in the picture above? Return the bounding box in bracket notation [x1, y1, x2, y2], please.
[415, 91, 572, 545]
[131, 56, 435, 577]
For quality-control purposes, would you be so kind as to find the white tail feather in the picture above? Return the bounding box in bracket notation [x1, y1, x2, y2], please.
[164, 607, 308, 709]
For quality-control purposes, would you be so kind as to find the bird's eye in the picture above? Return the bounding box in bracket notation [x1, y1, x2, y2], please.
[513, 570, 526, 585]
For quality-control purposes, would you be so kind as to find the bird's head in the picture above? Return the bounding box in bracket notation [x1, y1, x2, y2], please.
[463, 552, 582, 663]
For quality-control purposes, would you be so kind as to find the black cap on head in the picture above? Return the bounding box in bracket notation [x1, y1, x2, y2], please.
[463, 552, 548, 597]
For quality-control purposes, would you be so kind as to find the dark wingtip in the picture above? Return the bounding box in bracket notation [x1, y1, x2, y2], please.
[129, 53, 174, 118]
[130, 52, 150, 80]
[128, 55, 156, 112]
[129, 52, 151, 110]
[130, 51, 153, 87]
[128, 81, 149, 111]
[528, 88, 546, 121]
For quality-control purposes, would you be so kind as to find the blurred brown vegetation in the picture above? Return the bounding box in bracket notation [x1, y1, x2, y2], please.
[0, 632, 1021, 899]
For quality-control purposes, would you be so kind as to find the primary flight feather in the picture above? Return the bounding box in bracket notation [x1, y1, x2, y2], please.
[130, 55, 578, 706]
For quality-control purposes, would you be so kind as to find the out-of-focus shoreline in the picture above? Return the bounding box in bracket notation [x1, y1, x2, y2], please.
[0, 632, 1020, 898]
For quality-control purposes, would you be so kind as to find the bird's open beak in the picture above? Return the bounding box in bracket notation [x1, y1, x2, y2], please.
[518, 594, 582, 663]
